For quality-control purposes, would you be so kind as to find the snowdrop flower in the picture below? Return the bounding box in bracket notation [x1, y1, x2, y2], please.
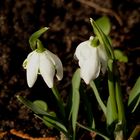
[74, 36, 108, 84]
[23, 49, 63, 88]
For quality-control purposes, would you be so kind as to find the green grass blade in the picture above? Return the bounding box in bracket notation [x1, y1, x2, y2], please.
[132, 97, 140, 112]
[90, 81, 106, 116]
[35, 114, 69, 137]
[17, 95, 51, 116]
[51, 85, 65, 119]
[77, 123, 110, 140]
[128, 76, 140, 112]
[17, 96, 68, 135]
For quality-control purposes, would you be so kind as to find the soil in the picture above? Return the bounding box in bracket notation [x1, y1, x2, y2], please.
[0, 0, 140, 140]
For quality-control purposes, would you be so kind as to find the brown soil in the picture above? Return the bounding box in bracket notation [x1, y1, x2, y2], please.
[0, 0, 140, 139]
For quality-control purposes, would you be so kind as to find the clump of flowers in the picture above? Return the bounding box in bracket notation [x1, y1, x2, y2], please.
[17, 17, 140, 140]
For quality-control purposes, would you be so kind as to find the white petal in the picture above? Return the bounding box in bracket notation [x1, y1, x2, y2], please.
[26, 51, 39, 87]
[75, 41, 101, 84]
[45, 50, 63, 80]
[97, 45, 108, 74]
[39, 52, 55, 88]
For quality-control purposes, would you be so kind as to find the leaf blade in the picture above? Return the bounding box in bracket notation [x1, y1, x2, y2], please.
[128, 77, 140, 106]
[96, 16, 111, 35]
[71, 69, 81, 136]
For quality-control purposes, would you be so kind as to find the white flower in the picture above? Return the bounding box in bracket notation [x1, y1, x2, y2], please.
[74, 36, 108, 84]
[24, 49, 63, 88]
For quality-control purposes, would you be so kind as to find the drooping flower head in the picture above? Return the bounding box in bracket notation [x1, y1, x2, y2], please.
[74, 36, 108, 84]
[23, 27, 63, 88]
[23, 49, 63, 88]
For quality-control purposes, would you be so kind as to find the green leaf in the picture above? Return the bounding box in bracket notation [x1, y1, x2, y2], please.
[77, 123, 110, 140]
[128, 76, 140, 112]
[33, 100, 48, 111]
[107, 59, 118, 129]
[17, 96, 68, 135]
[35, 114, 68, 136]
[106, 96, 117, 128]
[17, 95, 51, 116]
[51, 85, 65, 119]
[115, 81, 126, 130]
[71, 69, 81, 137]
[29, 27, 49, 50]
[43, 111, 57, 128]
[96, 16, 111, 35]
[90, 18, 114, 59]
[114, 50, 128, 63]
[90, 81, 106, 116]
[131, 97, 140, 112]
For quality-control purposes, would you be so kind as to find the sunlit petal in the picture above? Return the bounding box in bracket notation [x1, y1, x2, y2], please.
[45, 50, 63, 80]
[39, 52, 55, 88]
[26, 51, 39, 87]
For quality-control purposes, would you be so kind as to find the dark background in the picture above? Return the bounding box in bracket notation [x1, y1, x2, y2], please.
[0, 0, 140, 139]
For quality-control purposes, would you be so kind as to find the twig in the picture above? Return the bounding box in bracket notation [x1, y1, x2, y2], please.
[10, 129, 57, 140]
[0, 131, 7, 139]
[77, 0, 123, 26]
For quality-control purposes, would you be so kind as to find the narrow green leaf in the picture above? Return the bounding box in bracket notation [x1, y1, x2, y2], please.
[107, 59, 118, 126]
[77, 123, 110, 140]
[128, 76, 140, 106]
[71, 69, 81, 137]
[114, 50, 128, 63]
[106, 96, 117, 128]
[132, 97, 140, 112]
[96, 16, 111, 35]
[35, 114, 68, 136]
[33, 100, 48, 111]
[17, 96, 59, 121]
[42, 111, 56, 128]
[115, 80, 126, 131]
[17, 96, 68, 135]
[51, 85, 65, 119]
[29, 27, 49, 50]
[90, 18, 114, 60]
[90, 81, 106, 116]
[17, 95, 51, 116]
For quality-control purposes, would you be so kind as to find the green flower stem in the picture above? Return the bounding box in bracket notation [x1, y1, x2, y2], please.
[114, 66, 126, 139]
[90, 81, 106, 116]
[107, 59, 118, 120]
[51, 85, 65, 120]
[115, 80, 126, 129]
